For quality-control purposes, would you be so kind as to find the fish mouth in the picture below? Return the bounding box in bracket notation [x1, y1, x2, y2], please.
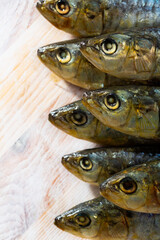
[61, 155, 70, 166]
[48, 110, 60, 122]
[36, 0, 44, 8]
[54, 215, 65, 230]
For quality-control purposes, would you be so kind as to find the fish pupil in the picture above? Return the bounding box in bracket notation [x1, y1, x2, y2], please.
[74, 113, 83, 121]
[119, 177, 137, 194]
[80, 157, 92, 171]
[101, 38, 117, 55]
[107, 94, 117, 106]
[82, 159, 90, 167]
[71, 111, 88, 126]
[76, 213, 91, 227]
[59, 50, 67, 59]
[123, 180, 134, 190]
[56, 0, 70, 14]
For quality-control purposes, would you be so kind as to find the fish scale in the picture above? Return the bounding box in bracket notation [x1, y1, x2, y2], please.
[36, 0, 160, 36]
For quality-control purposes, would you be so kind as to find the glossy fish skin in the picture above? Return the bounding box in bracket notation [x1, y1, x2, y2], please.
[36, 0, 160, 37]
[37, 40, 158, 90]
[48, 100, 158, 146]
[37, 39, 115, 90]
[100, 161, 160, 214]
[82, 86, 160, 139]
[80, 29, 160, 80]
[54, 196, 160, 240]
[62, 147, 160, 185]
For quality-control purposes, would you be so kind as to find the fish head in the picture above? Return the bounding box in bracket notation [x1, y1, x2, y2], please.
[100, 165, 149, 212]
[61, 150, 103, 184]
[36, 0, 82, 34]
[48, 100, 99, 140]
[37, 40, 82, 80]
[37, 40, 106, 89]
[36, 0, 104, 36]
[82, 88, 132, 128]
[54, 197, 128, 239]
[82, 87, 159, 138]
[54, 197, 105, 238]
[80, 33, 156, 80]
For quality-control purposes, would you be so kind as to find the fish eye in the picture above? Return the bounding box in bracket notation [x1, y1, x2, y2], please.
[70, 111, 88, 126]
[119, 177, 137, 194]
[55, 0, 70, 15]
[101, 38, 117, 55]
[76, 213, 91, 227]
[56, 48, 71, 64]
[104, 93, 120, 110]
[80, 157, 93, 171]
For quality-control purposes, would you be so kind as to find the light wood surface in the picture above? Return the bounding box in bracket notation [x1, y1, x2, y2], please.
[0, 1, 99, 239]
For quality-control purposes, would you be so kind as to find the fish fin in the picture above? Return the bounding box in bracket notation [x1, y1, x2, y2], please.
[126, 96, 159, 137]
[128, 38, 156, 74]
[134, 97, 159, 136]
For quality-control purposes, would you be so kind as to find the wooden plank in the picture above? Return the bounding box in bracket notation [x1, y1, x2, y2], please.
[0, 2, 99, 240]
[0, 15, 74, 158]
[0, 95, 98, 239]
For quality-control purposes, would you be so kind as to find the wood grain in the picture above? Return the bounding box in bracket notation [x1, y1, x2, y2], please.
[0, 1, 99, 240]
[0, 15, 74, 158]
[0, 95, 98, 239]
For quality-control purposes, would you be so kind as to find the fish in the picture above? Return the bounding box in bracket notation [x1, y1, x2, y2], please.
[82, 86, 160, 139]
[54, 196, 160, 240]
[36, 0, 160, 37]
[48, 100, 158, 145]
[100, 160, 160, 214]
[62, 147, 160, 185]
[37, 39, 119, 90]
[37, 39, 158, 90]
[80, 29, 160, 80]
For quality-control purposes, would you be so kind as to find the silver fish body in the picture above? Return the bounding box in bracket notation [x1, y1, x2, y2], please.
[36, 0, 160, 36]
[55, 197, 160, 240]
[62, 147, 160, 185]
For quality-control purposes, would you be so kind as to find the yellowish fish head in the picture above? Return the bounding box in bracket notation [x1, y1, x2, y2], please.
[80, 33, 156, 80]
[36, 0, 82, 34]
[36, 0, 106, 36]
[48, 100, 99, 140]
[100, 166, 149, 212]
[37, 40, 82, 80]
[54, 197, 128, 239]
[37, 40, 106, 89]
[54, 197, 105, 238]
[62, 151, 102, 184]
[82, 87, 159, 138]
[82, 88, 132, 128]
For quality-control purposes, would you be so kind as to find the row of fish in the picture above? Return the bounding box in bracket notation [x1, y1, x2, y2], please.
[38, 29, 160, 89]
[36, 0, 160, 239]
[50, 100, 160, 213]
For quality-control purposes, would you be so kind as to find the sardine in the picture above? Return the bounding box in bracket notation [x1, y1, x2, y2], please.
[80, 29, 160, 80]
[38, 39, 159, 89]
[36, 0, 160, 37]
[100, 160, 160, 214]
[48, 100, 158, 145]
[62, 147, 160, 185]
[54, 196, 160, 240]
[82, 86, 160, 139]
[37, 39, 119, 90]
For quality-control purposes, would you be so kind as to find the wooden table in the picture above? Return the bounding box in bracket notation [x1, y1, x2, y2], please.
[0, 1, 99, 239]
